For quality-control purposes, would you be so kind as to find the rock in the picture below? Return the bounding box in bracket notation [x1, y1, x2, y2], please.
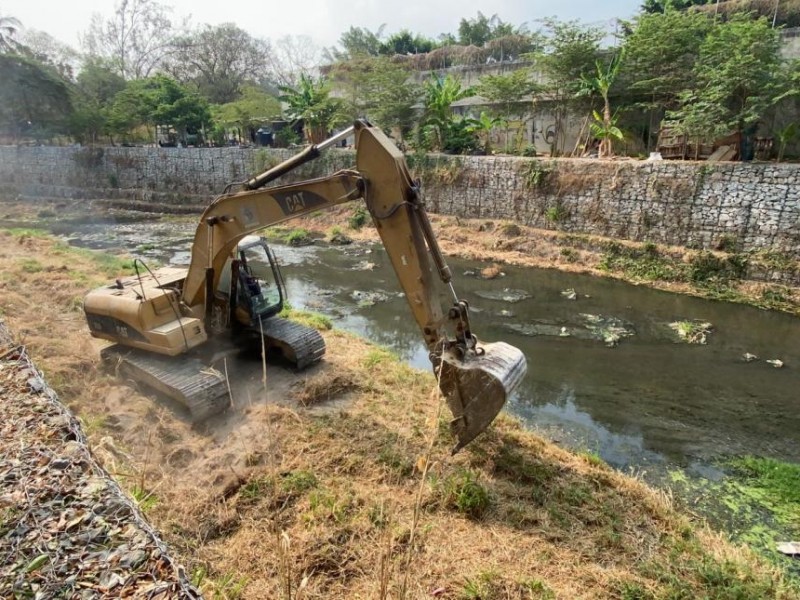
[329, 232, 353, 245]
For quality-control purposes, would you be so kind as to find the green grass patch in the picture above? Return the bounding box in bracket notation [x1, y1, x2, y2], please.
[435, 468, 492, 519]
[278, 303, 332, 330]
[281, 470, 318, 495]
[730, 457, 800, 512]
[6, 227, 49, 238]
[285, 228, 312, 246]
[19, 258, 44, 273]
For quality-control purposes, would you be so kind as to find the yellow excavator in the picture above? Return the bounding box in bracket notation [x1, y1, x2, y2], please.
[83, 120, 526, 451]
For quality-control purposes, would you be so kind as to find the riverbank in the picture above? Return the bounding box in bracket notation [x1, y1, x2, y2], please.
[0, 231, 798, 597]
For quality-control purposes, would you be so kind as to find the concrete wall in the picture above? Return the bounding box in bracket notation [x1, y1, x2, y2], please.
[0, 145, 798, 258]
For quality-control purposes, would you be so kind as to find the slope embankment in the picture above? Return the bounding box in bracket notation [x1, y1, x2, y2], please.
[0, 229, 798, 598]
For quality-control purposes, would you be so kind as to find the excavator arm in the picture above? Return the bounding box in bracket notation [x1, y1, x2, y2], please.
[183, 121, 526, 451]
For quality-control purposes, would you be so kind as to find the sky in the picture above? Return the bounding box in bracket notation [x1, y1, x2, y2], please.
[4, 0, 643, 51]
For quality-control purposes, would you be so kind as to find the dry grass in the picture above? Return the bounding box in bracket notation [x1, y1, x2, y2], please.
[1, 229, 798, 599]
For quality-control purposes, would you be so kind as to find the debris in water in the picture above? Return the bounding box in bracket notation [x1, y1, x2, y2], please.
[498, 309, 515, 318]
[765, 359, 784, 369]
[561, 288, 577, 301]
[480, 264, 504, 279]
[351, 290, 390, 307]
[462, 269, 477, 277]
[474, 289, 532, 303]
[742, 353, 759, 363]
[669, 320, 713, 345]
[581, 313, 635, 347]
[504, 314, 635, 347]
[353, 260, 376, 271]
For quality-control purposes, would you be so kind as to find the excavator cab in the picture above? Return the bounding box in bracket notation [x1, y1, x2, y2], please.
[222, 236, 285, 329]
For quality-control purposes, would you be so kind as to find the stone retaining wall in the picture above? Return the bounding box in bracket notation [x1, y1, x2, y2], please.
[0, 145, 798, 258]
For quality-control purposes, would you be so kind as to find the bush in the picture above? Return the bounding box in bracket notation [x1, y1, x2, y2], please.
[348, 206, 369, 230]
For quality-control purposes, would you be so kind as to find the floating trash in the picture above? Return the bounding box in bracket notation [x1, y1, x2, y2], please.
[668, 320, 713, 345]
[353, 260, 376, 271]
[766, 359, 784, 369]
[561, 288, 577, 301]
[474, 289, 531, 303]
[351, 290, 390, 307]
[742, 353, 759, 363]
[498, 309, 515, 318]
[580, 313, 636, 347]
[504, 314, 635, 348]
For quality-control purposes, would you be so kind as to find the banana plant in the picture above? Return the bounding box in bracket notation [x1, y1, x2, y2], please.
[465, 111, 505, 154]
[589, 109, 624, 156]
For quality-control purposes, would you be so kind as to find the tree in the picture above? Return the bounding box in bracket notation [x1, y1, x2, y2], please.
[580, 53, 625, 158]
[70, 58, 127, 144]
[170, 23, 271, 104]
[477, 69, 540, 152]
[329, 55, 419, 138]
[669, 14, 784, 147]
[82, 0, 180, 79]
[536, 19, 603, 154]
[457, 12, 516, 46]
[19, 30, 81, 80]
[619, 9, 712, 108]
[279, 74, 344, 143]
[266, 35, 323, 87]
[364, 60, 420, 140]
[213, 85, 281, 143]
[381, 30, 435, 55]
[331, 25, 386, 60]
[0, 11, 21, 53]
[641, 0, 711, 13]
[106, 75, 210, 144]
[619, 8, 712, 149]
[0, 54, 73, 141]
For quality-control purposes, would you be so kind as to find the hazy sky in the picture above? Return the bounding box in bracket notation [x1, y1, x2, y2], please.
[4, 0, 642, 50]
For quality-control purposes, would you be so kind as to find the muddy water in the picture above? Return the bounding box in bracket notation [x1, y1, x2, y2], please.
[286, 244, 800, 474]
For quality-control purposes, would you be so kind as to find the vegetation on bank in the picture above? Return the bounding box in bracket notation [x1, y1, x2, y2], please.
[1, 230, 799, 598]
[3, 2, 800, 160]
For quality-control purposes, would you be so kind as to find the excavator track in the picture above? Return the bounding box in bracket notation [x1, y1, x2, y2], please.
[101, 346, 229, 421]
[254, 317, 326, 370]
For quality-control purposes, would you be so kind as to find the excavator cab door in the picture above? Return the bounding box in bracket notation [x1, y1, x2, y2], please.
[230, 236, 285, 328]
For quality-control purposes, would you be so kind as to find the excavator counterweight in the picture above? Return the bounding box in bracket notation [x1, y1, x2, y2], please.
[84, 120, 526, 449]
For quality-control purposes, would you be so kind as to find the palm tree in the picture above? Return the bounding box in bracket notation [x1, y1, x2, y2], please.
[0, 12, 22, 53]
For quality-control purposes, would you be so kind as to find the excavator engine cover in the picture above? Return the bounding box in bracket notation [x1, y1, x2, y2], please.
[438, 341, 526, 452]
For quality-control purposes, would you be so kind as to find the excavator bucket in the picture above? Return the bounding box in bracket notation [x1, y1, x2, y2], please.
[438, 341, 527, 452]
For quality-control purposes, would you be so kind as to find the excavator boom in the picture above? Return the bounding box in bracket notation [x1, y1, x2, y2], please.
[85, 121, 526, 450]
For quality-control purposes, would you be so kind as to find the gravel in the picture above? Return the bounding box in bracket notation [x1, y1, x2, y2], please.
[0, 321, 201, 599]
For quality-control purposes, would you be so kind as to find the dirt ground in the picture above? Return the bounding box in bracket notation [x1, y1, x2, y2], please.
[0, 228, 798, 599]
